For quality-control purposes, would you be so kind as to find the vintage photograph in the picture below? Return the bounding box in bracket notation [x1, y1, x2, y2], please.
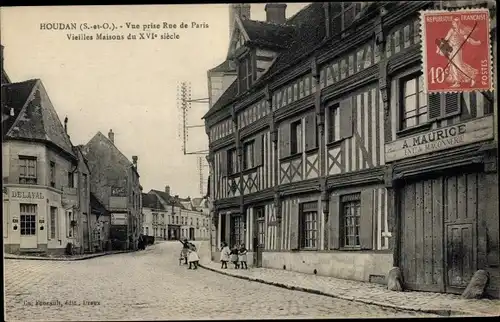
[1, 1, 499, 320]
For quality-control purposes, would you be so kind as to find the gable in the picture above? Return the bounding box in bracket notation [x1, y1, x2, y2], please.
[4, 80, 76, 158]
[227, 16, 250, 60]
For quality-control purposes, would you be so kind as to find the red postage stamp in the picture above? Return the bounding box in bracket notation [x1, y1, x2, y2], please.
[420, 8, 493, 93]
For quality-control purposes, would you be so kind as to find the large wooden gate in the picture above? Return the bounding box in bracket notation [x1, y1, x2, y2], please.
[400, 171, 481, 294]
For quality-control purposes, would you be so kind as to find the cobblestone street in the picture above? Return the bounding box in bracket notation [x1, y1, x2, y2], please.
[4, 242, 435, 321]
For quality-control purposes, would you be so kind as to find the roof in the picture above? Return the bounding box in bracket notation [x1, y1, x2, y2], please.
[91, 192, 109, 215]
[240, 19, 295, 49]
[191, 197, 204, 208]
[2, 79, 76, 159]
[209, 60, 236, 73]
[150, 189, 186, 209]
[204, 3, 326, 117]
[141, 193, 165, 210]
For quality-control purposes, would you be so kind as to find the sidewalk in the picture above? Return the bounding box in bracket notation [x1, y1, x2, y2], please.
[4, 250, 132, 261]
[200, 261, 500, 317]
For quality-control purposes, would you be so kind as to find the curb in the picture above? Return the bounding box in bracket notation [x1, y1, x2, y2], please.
[199, 264, 491, 317]
[4, 250, 133, 261]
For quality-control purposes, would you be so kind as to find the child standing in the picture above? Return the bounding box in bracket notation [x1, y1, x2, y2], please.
[187, 243, 200, 269]
[239, 244, 248, 269]
[220, 242, 230, 269]
[230, 245, 240, 269]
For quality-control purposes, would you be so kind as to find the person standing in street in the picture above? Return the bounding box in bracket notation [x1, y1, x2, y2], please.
[239, 244, 248, 269]
[187, 243, 200, 269]
[230, 245, 240, 269]
[220, 242, 230, 269]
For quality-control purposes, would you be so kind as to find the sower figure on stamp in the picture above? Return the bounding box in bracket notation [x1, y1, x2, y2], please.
[435, 17, 482, 88]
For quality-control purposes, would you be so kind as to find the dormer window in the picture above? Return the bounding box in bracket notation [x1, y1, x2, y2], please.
[238, 52, 254, 94]
[330, 2, 364, 35]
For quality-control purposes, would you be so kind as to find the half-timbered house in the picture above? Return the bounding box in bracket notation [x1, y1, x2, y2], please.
[204, 1, 498, 297]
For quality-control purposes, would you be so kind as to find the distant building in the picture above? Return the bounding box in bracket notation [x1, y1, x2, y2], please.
[82, 130, 142, 250]
[141, 192, 167, 240]
[2, 78, 89, 254]
[89, 192, 111, 252]
[148, 186, 210, 241]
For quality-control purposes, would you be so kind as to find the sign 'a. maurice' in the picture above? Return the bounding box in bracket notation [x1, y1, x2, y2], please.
[420, 8, 493, 93]
[385, 116, 494, 162]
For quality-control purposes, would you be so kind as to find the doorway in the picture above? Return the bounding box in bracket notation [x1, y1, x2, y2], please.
[253, 206, 265, 267]
[20, 204, 38, 249]
[399, 171, 481, 294]
[189, 227, 195, 240]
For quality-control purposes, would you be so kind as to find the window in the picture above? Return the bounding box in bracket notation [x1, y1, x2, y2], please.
[196, 218, 199, 227]
[238, 54, 254, 93]
[67, 171, 74, 188]
[255, 207, 265, 247]
[328, 103, 340, 142]
[20, 204, 37, 236]
[19, 156, 37, 184]
[176, 216, 179, 224]
[50, 206, 57, 239]
[400, 73, 428, 129]
[190, 218, 193, 226]
[299, 202, 318, 249]
[227, 148, 237, 175]
[341, 194, 361, 248]
[230, 214, 245, 246]
[146, 227, 149, 235]
[49, 161, 55, 187]
[329, 3, 364, 35]
[290, 120, 302, 155]
[243, 141, 254, 170]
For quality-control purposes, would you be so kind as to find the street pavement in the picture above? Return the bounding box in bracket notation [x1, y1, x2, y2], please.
[4, 241, 436, 321]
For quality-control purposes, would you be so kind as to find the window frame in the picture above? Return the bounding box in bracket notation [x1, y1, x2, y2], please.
[230, 214, 245, 247]
[238, 51, 254, 94]
[227, 147, 237, 176]
[255, 206, 265, 247]
[299, 201, 319, 250]
[398, 72, 428, 131]
[290, 119, 303, 155]
[20, 203, 37, 236]
[340, 194, 362, 249]
[327, 102, 340, 143]
[18, 156, 37, 185]
[329, 3, 365, 35]
[243, 140, 255, 170]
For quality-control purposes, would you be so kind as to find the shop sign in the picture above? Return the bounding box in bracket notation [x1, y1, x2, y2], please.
[111, 213, 127, 225]
[385, 116, 494, 162]
[10, 190, 44, 200]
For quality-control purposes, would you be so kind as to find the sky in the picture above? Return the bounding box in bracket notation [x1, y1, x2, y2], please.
[1, 3, 309, 198]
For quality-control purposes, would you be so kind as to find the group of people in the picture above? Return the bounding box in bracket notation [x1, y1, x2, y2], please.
[180, 238, 200, 269]
[219, 242, 248, 269]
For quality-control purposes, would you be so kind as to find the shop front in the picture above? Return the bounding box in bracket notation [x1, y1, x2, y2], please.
[385, 116, 499, 297]
[167, 224, 180, 240]
[3, 185, 66, 254]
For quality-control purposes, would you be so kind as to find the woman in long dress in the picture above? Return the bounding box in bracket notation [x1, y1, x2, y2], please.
[187, 243, 200, 269]
[435, 17, 482, 88]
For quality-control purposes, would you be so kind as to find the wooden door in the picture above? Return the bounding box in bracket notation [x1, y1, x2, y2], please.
[400, 172, 480, 294]
[253, 206, 265, 267]
[400, 177, 445, 292]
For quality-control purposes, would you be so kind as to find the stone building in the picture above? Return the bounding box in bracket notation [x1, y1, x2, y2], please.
[141, 192, 167, 240]
[82, 130, 142, 250]
[204, 2, 498, 297]
[148, 186, 210, 241]
[2, 78, 90, 254]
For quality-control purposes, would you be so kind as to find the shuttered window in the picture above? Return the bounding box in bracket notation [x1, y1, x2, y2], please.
[19, 156, 37, 185]
[400, 74, 428, 129]
[304, 112, 317, 151]
[238, 53, 254, 94]
[255, 207, 265, 247]
[299, 202, 318, 249]
[290, 120, 302, 155]
[243, 141, 254, 170]
[328, 103, 339, 142]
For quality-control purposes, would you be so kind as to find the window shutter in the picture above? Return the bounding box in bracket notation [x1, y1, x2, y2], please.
[339, 98, 353, 139]
[304, 112, 317, 151]
[428, 93, 441, 120]
[359, 189, 374, 250]
[444, 93, 461, 116]
[289, 201, 300, 250]
[279, 122, 291, 158]
[329, 194, 340, 249]
[10, 157, 21, 183]
[254, 135, 263, 166]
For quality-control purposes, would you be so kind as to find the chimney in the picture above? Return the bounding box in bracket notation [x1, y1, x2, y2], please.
[229, 4, 251, 39]
[265, 3, 287, 24]
[64, 116, 68, 134]
[165, 185, 170, 195]
[132, 156, 138, 169]
[108, 129, 114, 143]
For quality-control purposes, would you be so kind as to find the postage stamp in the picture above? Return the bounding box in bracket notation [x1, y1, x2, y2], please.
[420, 8, 493, 93]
